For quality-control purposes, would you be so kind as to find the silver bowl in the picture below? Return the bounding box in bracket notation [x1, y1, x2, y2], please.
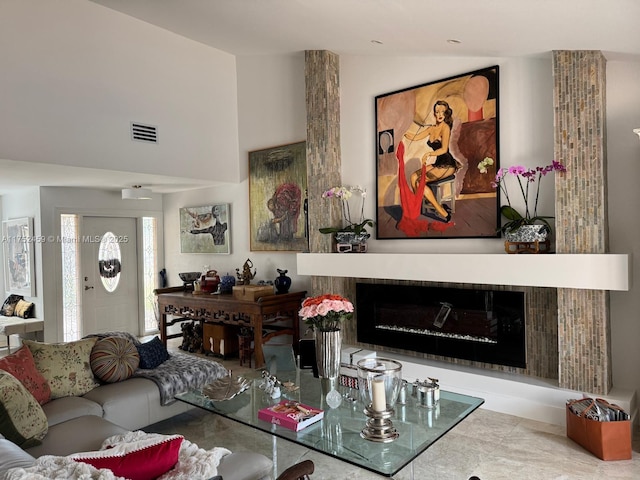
[179, 271, 201, 283]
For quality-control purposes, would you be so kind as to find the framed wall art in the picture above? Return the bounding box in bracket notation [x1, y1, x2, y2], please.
[249, 141, 308, 252]
[179, 204, 230, 254]
[2, 217, 36, 296]
[375, 65, 500, 239]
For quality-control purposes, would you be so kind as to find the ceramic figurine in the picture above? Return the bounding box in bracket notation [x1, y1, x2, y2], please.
[236, 258, 256, 285]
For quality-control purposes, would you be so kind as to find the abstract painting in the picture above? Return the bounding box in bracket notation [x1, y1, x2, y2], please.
[249, 141, 308, 252]
[180, 204, 230, 254]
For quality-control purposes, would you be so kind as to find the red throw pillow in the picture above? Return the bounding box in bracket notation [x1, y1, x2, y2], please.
[71, 434, 183, 480]
[0, 346, 51, 405]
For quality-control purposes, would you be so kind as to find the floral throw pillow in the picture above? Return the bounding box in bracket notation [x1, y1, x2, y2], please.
[23, 338, 100, 399]
[0, 370, 48, 448]
[0, 346, 51, 405]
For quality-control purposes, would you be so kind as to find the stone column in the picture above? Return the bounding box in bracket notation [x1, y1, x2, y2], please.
[553, 50, 611, 394]
[305, 50, 352, 300]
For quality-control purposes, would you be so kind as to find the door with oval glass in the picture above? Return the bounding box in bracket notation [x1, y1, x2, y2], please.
[81, 217, 139, 336]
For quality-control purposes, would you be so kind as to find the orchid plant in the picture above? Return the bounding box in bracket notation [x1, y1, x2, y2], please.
[298, 294, 354, 332]
[319, 185, 374, 236]
[478, 157, 567, 234]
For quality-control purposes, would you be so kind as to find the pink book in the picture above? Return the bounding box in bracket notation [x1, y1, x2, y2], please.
[258, 400, 324, 432]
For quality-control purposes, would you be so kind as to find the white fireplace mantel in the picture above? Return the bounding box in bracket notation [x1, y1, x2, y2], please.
[296, 253, 630, 291]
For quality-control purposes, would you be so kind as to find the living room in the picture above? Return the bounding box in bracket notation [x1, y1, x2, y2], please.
[1, 1, 640, 478]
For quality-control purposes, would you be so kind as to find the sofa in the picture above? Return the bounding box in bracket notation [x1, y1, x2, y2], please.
[0, 333, 273, 480]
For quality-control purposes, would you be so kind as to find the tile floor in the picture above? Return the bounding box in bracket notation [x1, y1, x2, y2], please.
[146, 343, 640, 480]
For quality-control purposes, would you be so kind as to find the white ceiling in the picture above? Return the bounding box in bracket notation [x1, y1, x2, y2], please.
[4, 0, 639, 196]
[90, 0, 640, 59]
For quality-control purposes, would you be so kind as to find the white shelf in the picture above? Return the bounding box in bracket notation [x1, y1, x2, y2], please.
[296, 253, 630, 291]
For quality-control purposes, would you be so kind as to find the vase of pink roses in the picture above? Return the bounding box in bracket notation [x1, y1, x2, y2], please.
[299, 294, 354, 379]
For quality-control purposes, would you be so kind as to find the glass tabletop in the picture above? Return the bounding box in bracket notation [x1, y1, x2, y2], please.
[175, 370, 484, 477]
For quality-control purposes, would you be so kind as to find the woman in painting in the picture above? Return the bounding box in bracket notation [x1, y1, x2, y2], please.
[405, 100, 460, 223]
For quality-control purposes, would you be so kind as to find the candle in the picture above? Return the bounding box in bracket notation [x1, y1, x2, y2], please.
[371, 376, 386, 412]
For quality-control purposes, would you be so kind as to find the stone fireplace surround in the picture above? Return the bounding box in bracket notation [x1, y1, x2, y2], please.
[302, 49, 637, 426]
[297, 252, 635, 426]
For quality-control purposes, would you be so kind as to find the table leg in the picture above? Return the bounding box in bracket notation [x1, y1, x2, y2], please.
[160, 311, 168, 346]
[253, 314, 264, 369]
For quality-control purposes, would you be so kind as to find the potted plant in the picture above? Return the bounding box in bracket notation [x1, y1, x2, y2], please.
[478, 157, 567, 242]
[319, 186, 374, 251]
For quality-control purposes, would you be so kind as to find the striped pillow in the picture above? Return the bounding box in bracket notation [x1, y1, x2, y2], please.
[90, 336, 140, 383]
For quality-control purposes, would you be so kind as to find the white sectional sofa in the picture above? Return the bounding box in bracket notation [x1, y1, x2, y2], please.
[0, 333, 273, 480]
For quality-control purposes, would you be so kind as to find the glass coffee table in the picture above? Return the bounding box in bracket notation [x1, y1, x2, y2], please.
[176, 370, 483, 478]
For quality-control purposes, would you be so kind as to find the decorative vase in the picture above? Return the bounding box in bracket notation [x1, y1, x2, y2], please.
[504, 224, 549, 243]
[219, 273, 236, 294]
[314, 329, 342, 379]
[274, 268, 291, 294]
[334, 232, 370, 253]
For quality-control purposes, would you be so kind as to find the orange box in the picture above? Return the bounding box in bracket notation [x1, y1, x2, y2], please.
[566, 403, 631, 460]
[232, 285, 274, 301]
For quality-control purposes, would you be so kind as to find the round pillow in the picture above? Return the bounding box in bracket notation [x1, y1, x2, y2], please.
[90, 336, 140, 383]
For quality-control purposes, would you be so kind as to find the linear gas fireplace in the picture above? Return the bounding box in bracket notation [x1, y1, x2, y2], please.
[356, 283, 526, 368]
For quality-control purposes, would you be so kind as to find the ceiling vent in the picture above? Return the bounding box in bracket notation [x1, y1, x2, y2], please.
[131, 122, 158, 144]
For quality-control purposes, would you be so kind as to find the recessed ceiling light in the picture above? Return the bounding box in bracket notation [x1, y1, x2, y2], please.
[371, 40, 383, 45]
[447, 39, 461, 44]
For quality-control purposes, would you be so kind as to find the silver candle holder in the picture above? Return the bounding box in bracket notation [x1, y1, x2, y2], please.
[356, 358, 403, 443]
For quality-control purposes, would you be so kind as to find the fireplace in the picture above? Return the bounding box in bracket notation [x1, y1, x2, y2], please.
[356, 283, 526, 368]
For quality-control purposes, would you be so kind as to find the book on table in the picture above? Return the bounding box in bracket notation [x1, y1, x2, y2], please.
[258, 400, 324, 432]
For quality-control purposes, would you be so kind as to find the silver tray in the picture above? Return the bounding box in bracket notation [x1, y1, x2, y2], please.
[202, 375, 251, 401]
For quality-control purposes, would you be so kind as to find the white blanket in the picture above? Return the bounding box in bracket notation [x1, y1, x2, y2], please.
[5, 431, 231, 480]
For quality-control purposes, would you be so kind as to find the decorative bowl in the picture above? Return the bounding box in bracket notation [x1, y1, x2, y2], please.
[179, 272, 201, 283]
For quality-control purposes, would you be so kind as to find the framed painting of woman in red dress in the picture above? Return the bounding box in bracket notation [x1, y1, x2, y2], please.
[375, 66, 500, 239]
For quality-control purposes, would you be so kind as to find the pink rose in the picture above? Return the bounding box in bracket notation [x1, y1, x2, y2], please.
[316, 302, 330, 316]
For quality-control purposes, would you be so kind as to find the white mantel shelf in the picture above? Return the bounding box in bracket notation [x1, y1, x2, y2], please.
[296, 253, 630, 291]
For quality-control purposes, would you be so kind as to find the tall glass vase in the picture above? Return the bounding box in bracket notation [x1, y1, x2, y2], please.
[314, 329, 342, 379]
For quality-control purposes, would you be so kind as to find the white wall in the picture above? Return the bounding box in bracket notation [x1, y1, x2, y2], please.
[0, 0, 240, 183]
[605, 60, 640, 394]
[1, 188, 42, 319]
[162, 54, 312, 296]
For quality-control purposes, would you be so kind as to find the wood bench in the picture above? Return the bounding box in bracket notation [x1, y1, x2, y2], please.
[0, 316, 44, 353]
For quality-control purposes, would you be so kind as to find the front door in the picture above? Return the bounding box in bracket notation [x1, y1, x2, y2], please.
[80, 217, 139, 336]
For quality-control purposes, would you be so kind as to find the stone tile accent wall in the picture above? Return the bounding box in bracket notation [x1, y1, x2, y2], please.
[305, 51, 352, 298]
[305, 50, 608, 390]
[553, 50, 611, 394]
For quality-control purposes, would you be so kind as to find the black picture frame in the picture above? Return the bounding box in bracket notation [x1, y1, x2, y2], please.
[375, 65, 500, 239]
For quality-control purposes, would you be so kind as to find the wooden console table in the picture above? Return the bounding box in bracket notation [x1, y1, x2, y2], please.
[156, 290, 306, 368]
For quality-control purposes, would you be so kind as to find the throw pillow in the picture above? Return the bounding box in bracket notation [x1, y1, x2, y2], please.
[0, 346, 51, 405]
[23, 338, 100, 399]
[90, 336, 140, 383]
[0, 294, 23, 316]
[0, 370, 48, 448]
[136, 336, 170, 369]
[71, 434, 183, 480]
[13, 299, 35, 319]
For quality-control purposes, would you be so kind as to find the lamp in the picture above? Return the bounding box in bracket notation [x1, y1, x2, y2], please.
[122, 185, 152, 200]
[634, 128, 640, 139]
